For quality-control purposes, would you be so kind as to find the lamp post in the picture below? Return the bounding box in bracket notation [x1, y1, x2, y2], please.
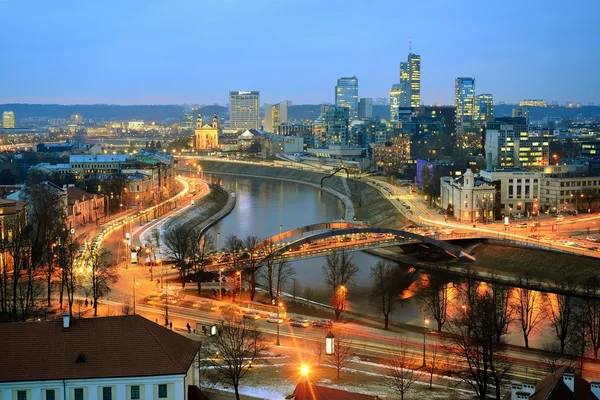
[133, 278, 139, 314]
[219, 268, 223, 301]
[236, 270, 241, 302]
[276, 302, 283, 346]
[422, 318, 430, 367]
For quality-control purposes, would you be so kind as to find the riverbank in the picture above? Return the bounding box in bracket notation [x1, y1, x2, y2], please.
[163, 183, 234, 234]
[197, 160, 405, 228]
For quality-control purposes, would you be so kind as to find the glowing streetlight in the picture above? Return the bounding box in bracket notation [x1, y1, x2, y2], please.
[423, 317, 430, 367]
[300, 365, 310, 377]
[276, 301, 283, 346]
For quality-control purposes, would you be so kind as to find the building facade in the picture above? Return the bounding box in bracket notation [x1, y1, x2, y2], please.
[194, 113, 220, 150]
[358, 98, 373, 120]
[408, 53, 421, 107]
[66, 187, 105, 229]
[2, 111, 15, 129]
[479, 168, 541, 218]
[455, 77, 475, 124]
[323, 106, 350, 147]
[485, 117, 548, 168]
[335, 77, 358, 121]
[540, 172, 600, 213]
[264, 101, 289, 133]
[440, 169, 496, 223]
[229, 90, 260, 130]
[474, 94, 494, 122]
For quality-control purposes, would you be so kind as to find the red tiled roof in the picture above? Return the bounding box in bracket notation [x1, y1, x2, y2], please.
[291, 381, 379, 400]
[0, 315, 200, 383]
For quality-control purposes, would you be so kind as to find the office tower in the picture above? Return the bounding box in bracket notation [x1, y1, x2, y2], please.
[2, 111, 15, 128]
[485, 117, 547, 168]
[320, 104, 331, 118]
[390, 84, 400, 121]
[335, 77, 358, 121]
[474, 94, 494, 122]
[358, 98, 373, 119]
[229, 91, 260, 130]
[408, 53, 421, 107]
[264, 101, 289, 133]
[399, 62, 410, 107]
[454, 77, 475, 124]
[323, 106, 350, 146]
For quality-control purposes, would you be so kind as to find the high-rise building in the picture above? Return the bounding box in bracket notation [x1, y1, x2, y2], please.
[229, 91, 260, 130]
[335, 77, 358, 121]
[455, 77, 475, 124]
[2, 111, 15, 129]
[399, 62, 410, 108]
[474, 94, 494, 122]
[408, 53, 421, 107]
[264, 101, 289, 133]
[390, 84, 403, 121]
[323, 106, 350, 147]
[485, 117, 548, 168]
[358, 98, 373, 120]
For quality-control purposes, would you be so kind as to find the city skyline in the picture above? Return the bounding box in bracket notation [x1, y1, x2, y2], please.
[0, 0, 598, 105]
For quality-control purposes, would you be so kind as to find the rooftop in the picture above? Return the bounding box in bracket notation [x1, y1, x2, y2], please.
[0, 315, 200, 383]
[70, 154, 131, 163]
[290, 381, 380, 400]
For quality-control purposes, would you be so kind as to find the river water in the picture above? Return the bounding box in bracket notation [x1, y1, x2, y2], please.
[205, 173, 556, 350]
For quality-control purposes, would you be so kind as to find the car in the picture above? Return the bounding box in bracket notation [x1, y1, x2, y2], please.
[586, 236, 599, 243]
[588, 247, 598, 252]
[288, 316, 304, 324]
[556, 215, 564, 221]
[401, 202, 407, 206]
[516, 223, 528, 228]
[243, 312, 260, 320]
[194, 301, 217, 311]
[338, 236, 352, 242]
[267, 316, 284, 324]
[357, 236, 368, 241]
[312, 319, 333, 328]
[291, 319, 311, 328]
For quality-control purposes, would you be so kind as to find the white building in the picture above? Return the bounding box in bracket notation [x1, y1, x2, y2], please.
[479, 168, 541, 218]
[229, 91, 260, 130]
[0, 314, 201, 400]
[440, 169, 496, 223]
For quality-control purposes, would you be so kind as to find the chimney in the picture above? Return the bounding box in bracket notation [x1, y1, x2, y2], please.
[591, 381, 600, 399]
[563, 372, 575, 392]
[62, 312, 71, 329]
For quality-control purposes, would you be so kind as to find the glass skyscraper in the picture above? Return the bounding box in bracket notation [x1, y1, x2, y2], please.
[323, 106, 350, 146]
[474, 94, 494, 122]
[408, 53, 421, 107]
[454, 77, 475, 124]
[335, 77, 358, 121]
[229, 91, 260, 130]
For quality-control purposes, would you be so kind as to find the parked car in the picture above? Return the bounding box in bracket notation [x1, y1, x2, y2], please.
[586, 236, 599, 242]
[291, 319, 310, 328]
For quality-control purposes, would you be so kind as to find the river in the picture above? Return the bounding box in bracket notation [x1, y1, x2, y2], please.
[205, 173, 557, 350]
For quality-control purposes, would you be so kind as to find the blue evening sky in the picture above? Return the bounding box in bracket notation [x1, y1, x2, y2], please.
[0, 0, 598, 105]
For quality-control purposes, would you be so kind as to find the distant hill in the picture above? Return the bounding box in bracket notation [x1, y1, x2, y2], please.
[198, 105, 228, 117]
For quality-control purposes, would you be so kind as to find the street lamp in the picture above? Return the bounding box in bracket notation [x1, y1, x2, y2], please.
[219, 268, 224, 301]
[325, 331, 335, 355]
[422, 318, 430, 367]
[276, 302, 283, 346]
[236, 270, 241, 302]
[133, 278, 139, 314]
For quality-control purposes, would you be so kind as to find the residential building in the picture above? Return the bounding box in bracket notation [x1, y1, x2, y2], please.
[350, 119, 388, 147]
[440, 169, 496, 222]
[455, 77, 475, 125]
[479, 168, 541, 218]
[264, 101, 289, 133]
[194, 113, 220, 150]
[372, 136, 411, 176]
[0, 198, 27, 241]
[335, 77, 359, 121]
[66, 186, 105, 229]
[229, 90, 260, 130]
[2, 111, 15, 129]
[503, 367, 600, 399]
[0, 314, 201, 400]
[323, 106, 350, 147]
[474, 94, 494, 122]
[358, 98, 373, 119]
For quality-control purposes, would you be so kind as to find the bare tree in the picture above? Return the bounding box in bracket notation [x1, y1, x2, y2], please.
[303, 287, 314, 305]
[242, 235, 262, 301]
[537, 342, 579, 373]
[546, 281, 578, 354]
[428, 343, 439, 389]
[188, 229, 215, 296]
[162, 223, 192, 288]
[223, 234, 245, 302]
[1, 217, 31, 322]
[89, 249, 119, 316]
[259, 238, 278, 299]
[289, 278, 301, 303]
[331, 330, 356, 380]
[513, 277, 546, 349]
[490, 281, 513, 343]
[312, 340, 324, 366]
[274, 259, 295, 301]
[418, 273, 448, 332]
[384, 339, 419, 400]
[204, 319, 267, 400]
[370, 261, 402, 330]
[55, 229, 80, 317]
[322, 249, 359, 321]
[446, 290, 511, 400]
[583, 278, 600, 359]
